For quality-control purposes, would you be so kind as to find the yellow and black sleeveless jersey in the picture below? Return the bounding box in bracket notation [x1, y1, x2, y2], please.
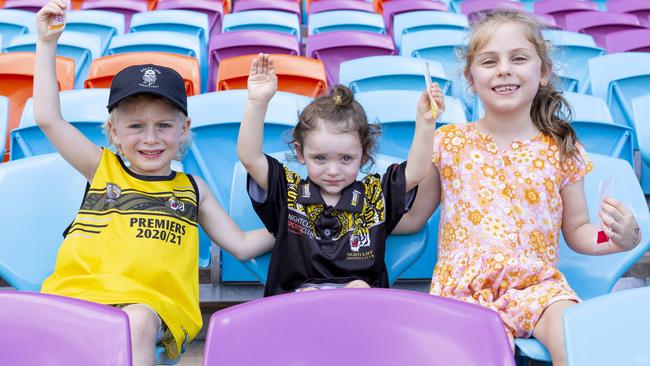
[41, 149, 200, 359]
[248, 154, 416, 296]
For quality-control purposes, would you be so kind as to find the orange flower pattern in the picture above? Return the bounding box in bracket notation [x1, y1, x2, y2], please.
[430, 124, 592, 346]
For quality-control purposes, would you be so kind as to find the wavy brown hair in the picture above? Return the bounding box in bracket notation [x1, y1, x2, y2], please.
[291, 85, 381, 167]
[463, 10, 580, 162]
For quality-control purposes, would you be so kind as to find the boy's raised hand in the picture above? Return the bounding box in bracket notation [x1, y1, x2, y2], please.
[417, 83, 445, 126]
[36, 0, 67, 42]
[247, 53, 278, 104]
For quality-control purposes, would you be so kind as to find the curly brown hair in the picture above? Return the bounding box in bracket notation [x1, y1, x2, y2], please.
[291, 85, 381, 167]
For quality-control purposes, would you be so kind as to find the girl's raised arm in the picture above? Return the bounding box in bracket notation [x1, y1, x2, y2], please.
[33, 0, 101, 181]
[403, 84, 444, 192]
[237, 54, 278, 192]
[195, 177, 275, 261]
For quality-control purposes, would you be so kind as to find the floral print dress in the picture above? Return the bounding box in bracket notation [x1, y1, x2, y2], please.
[430, 123, 592, 346]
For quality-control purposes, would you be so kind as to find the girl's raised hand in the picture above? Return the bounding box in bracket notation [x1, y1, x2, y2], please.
[417, 83, 445, 125]
[36, 0, 67, 42]
[599, 197, 641, 250]
[247, 53, 278, 104]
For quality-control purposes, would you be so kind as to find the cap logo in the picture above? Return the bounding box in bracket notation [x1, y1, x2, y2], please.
[140, 67, 160, 88]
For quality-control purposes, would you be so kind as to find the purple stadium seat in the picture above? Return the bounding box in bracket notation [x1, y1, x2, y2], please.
[0, 291, 132, 366]
[156, 0, 224, 36]
[308, 0, 374, 15]
[564, 10, 644, 49]
[2, 0, 46, 12]
[203, 288, 516, 366]
[233, 0, 301, 20]
[535, 13, 559, 28]
[81, 0, 149, 32]
[461, 0, 525, 23]
[306, 30, 395, 86]
[602, 28, 650, 52]
[207, 30, 300, 91]
[382, 0, 448, 35]
[534, 0, 598, 29]
[608, 0, 650, 27]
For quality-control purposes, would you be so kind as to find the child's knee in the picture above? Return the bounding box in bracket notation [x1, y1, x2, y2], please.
[122, 304, 159, 341]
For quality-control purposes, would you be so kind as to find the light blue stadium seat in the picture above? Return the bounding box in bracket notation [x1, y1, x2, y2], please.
[184, 90, 311, 272]
[66, 10, 125, 54]
[106, 30, 207, 92]
[515, 153, 650, 363]
[222, 10, 301, 42]
[588, 52, 650, 131]
[543, 30, 605, 94]
[130, 10, 210, 47]
[6, 32, 102, 89]
[354, 89, 465, 280]
[563, 92, 634, 167]
[400, 28, 474, 118]
[563, 286, 650, 366]
[632, 95, 650, 195]
[228, 151, 428, 285]
[339, 55, 452, 95]
[0, 9, 35, 49]
[0, 153, 187, 365]
[0, 96, 8, 157]
[10, 89, 110, 161]
[392, 10, 468, 51]
[307, 10, 386, 35]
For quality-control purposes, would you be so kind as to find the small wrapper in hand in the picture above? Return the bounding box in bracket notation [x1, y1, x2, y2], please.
[423, 62, 438, 118]
[595, 177, 613, 251]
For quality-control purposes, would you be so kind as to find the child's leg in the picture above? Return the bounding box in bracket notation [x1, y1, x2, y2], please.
[344, 279, 370, 288]
[532, 300, 576, 366]
[122, 304, 160, 366]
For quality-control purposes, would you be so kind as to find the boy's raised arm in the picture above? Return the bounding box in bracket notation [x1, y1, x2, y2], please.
[33, 0, 101, 181]
[404, 84, 444, 192]
[237, 54, 277, 192]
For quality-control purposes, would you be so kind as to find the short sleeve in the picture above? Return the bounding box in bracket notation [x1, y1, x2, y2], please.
[381, 161, 417, 235]
[560, 144, 593, 190]
[247, 155, 299, 235]
[432, 125, 447, 169]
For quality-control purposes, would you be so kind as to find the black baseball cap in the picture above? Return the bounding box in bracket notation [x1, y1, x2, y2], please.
[106, 64, 187, 116]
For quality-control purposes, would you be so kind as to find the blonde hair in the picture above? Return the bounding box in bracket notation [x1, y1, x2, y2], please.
[463, 10, 580, 162]
[102, 94, 192, 161]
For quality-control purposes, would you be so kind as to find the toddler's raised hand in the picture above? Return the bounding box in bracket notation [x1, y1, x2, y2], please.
[36, 0, 68, 43]
[599, 197, 641, 250]
[417, 83, 445, 126]
[247, 53, 278, 104]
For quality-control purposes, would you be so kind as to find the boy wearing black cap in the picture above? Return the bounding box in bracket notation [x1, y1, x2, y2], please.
[33, 1, 274, 365]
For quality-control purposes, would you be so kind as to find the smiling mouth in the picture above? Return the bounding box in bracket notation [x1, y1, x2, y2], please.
[140, 150, 164, 157]
[492, 85, 520, 93]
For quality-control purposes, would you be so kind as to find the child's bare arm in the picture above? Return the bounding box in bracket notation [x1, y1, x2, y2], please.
[393, 165, 441, 234]
[195, 177, 275, 261]
[561, 179, 640, 254]
[404, 84, 444, 191]
[34, 0, 101, 181]
[237, 54, 278, 192]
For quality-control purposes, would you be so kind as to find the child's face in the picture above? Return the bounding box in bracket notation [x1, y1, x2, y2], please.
[467, 22, 548, 116]
[296, 123, 363, 204]
[109, 98, 189, 176]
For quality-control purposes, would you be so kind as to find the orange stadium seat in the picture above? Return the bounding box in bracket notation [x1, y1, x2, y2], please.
[84, 52, 201, 96]
[71, 0, 83, 10]
[216, 54, 327, 98]
[0, 52, 74, 161]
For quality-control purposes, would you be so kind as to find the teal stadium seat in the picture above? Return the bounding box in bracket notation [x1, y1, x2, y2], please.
[0, 96, 8, 157]
[307, 10, 386, 35]
[0, 9, 35, 49]
[339, 55, 452, 95]
[392, 10, 468, 51]
[222, 10, 301, 42]
[65, 10, 125, 54]
[10, 89, 110, 160]
[563, 286, 650, 366]
[228, 151, 428, 285]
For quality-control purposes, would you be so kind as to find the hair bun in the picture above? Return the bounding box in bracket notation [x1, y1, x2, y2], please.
[330, 85, 353, 107]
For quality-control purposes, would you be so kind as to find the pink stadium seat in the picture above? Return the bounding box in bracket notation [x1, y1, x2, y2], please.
[602, 28, 650, 52]
[81, 0, 150, 31]
[607, 0, 650, 27]
[564, 10, 645, 49]
[308, 0, 374, 15]
[461, 0, 525, 23]
[534, 0, 598, 29]
[233, 0, 301, 20]
[156, 0, 225, 35]
[382, 0, 448, 34]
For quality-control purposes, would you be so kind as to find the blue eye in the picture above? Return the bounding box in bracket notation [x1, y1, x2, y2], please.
[314, 155, 325, 162]
[341, 155, 352, 162]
